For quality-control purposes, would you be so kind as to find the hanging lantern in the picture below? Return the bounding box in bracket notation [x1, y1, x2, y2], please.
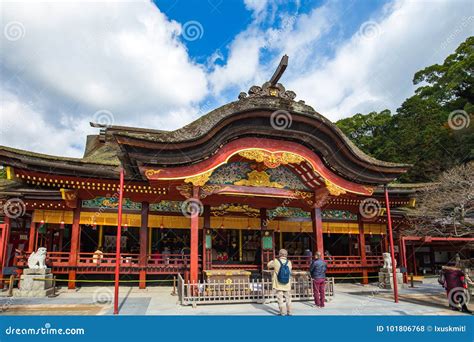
[327, 229, 331, 237]
[91, 222, 97, 231]
[123, 223, 128, 232]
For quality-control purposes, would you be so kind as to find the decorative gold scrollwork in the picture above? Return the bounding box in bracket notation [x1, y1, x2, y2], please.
[200, 184, 223, 199]
[324, 179, 346, 196]
[234, 170, 284, 188]
[238, 150, 305, 168]
[184, 170, 214, 186]
[145, 169, 161, 178]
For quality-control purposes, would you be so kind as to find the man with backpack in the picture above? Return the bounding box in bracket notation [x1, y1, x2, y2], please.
[267, 249, 293, 316]
[310, 251, 327, 308]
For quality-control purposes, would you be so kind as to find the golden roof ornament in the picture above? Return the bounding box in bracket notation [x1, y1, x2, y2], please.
[234, 170, 284, 188]
[238, 149, 305, 168]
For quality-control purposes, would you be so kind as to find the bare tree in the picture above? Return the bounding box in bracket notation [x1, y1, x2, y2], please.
[405, 163, 473, 237]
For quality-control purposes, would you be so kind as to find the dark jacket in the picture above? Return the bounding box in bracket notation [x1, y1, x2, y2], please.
[310, 258, 327, 279]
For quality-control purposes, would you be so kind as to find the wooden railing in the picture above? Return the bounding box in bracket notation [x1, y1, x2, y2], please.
[14, 251, 70, 267]
[287, 256, 312, 269]
[78, 252, 140, 267]
[15, 251, 384, 271]
[366, 255, 384, 266]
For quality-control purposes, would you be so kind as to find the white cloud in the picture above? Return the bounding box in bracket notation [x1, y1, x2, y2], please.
[0, 88, 93, 157]
[0, 0, 208, 156]
[208, 28, 265, 94]
[0, 0, 472, 158]
[287, 0, 474, 120]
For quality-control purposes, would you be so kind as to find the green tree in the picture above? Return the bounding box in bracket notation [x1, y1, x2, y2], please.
[336, 36, 474, 183]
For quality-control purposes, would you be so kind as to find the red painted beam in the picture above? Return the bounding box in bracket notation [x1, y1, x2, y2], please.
[143, 137, 374, 196]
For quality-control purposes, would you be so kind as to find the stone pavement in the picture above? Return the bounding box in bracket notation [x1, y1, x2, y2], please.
[0, 279, 469, 316]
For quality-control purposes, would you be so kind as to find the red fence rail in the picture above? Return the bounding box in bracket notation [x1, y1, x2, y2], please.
[14, 251, 384, 273]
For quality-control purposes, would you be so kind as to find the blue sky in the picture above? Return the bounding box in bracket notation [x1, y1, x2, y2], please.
[154, 0, 388, 62]
[0, 0, 473, 157]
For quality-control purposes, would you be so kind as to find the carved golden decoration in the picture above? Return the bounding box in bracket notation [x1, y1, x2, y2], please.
[145, 169, 161, 178]
[60, 188, 77, 201]
[185, 170, 214, 186]
[293, 190, 314, 205]
[60, 188, 78, 209]
[200, 184, 223, 199]
[212, 204, 260, 217]
[234, 170, 284, 188]
[364, 186, 375, 195]
[324, 179, 347, 196]
[176, 184, 192, 198]
[238, 150, 305, 168]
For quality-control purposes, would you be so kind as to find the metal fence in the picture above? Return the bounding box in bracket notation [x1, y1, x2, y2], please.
[178, 274, 334, 306]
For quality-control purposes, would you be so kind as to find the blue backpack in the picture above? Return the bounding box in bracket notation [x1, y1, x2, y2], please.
[277, 259, 291, 284]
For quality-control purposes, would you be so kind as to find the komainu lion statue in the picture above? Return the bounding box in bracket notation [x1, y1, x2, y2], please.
[382, 252, 397, 269]
[27, 247, 47, 269]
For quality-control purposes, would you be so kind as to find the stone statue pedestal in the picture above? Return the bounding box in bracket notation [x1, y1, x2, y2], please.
[378, 268, 403, 289]
[16, 268, 54, 297]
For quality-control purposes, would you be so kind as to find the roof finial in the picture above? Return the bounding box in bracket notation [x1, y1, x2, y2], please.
[238, 54, 298, 101]
[269, 55, 288, 86]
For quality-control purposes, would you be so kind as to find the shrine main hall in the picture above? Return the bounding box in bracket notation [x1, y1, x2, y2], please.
[0, 61, 422, 289]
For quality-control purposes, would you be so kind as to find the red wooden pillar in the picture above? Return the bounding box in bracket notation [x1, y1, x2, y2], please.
[311, 207, 324, 257]
[27, 220, 36, 253]
[202, 205, 211, 271]
[113, 168, 125, 315]
[68, 202, 82, 289]
[400, 236, 408, 283]
[411, 244, 417, 276]
[358, 215, 368, 284]
[0, 216, 11, 271]
[139, 202, 149, 289]
[189, 186, 200, 283]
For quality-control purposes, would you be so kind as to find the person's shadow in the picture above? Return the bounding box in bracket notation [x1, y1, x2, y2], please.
[250, 303, 280, 315]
